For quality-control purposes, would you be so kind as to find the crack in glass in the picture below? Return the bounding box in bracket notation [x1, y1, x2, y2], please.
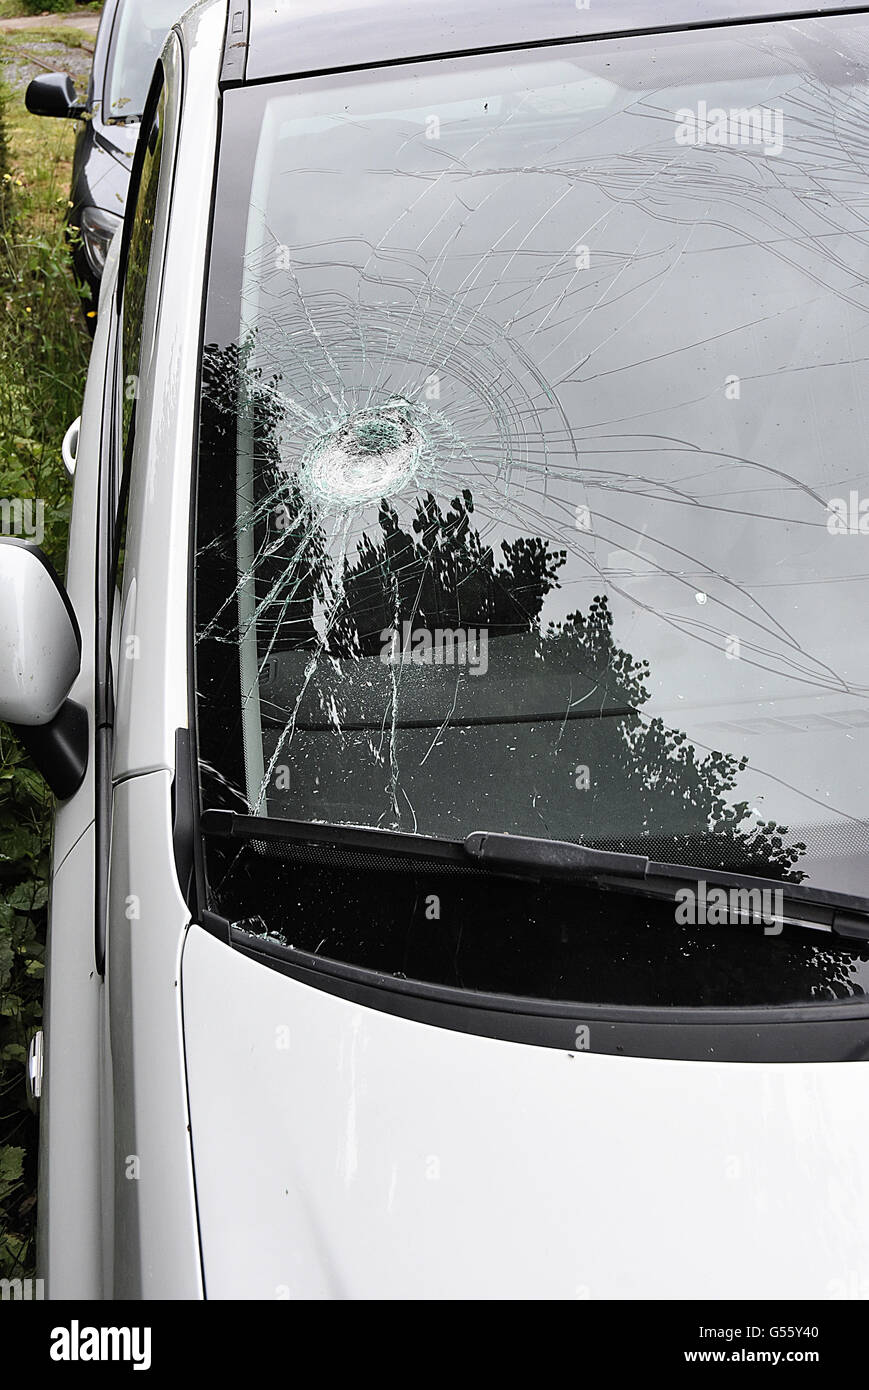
[194, 16, 869, 898]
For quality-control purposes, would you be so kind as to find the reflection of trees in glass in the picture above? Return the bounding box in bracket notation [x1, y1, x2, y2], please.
[328, 491, 564, 656]
[195, 344, 805, 880]
[543, 601, 805, 878]
[327, 495, 804, 877]
[197, 340, 331, 651]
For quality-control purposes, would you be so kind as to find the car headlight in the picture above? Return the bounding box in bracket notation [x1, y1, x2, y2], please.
[79, 206, 123, 277]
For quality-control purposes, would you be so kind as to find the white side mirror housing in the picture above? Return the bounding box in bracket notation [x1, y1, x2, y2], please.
[0, 540, 81, 725]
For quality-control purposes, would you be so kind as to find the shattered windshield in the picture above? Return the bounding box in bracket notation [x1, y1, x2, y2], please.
[194, 17, 869, 1003]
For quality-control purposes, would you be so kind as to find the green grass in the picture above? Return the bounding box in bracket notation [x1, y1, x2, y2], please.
[0, 62, 89, 1278]
[1, 25, 94, 46]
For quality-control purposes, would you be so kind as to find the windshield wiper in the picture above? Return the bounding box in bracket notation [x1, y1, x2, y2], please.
[200, 810, 869, 942]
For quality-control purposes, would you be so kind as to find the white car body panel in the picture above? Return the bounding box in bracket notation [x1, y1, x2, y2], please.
[106, 770, 200, 1298]
[36, 239, 120, 1297]
[100, 4, 225, 1296]
[37, 824, 101, 1297]
[50, 248, 116, 871]
[183, 928, 869, 1300]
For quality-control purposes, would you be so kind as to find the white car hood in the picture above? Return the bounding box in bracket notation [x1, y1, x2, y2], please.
[182, 927, 869, 1299]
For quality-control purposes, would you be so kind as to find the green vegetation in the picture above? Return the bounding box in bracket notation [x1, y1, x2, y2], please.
[0, 3, 99, 20]
[0, 57, 89, 1278]
[17, 2, 77, 17]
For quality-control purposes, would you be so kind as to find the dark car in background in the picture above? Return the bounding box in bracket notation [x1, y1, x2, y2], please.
[24, 0, 182, 322]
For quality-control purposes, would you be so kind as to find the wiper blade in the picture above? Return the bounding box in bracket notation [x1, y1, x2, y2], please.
[200, 811, 869, 942]
[465, 832, 869, 942]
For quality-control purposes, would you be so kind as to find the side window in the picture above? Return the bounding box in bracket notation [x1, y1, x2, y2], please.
[120, 81, 167, 469]
[110, 74, 167, 614]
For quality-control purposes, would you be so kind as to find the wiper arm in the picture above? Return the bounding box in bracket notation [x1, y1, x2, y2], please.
[201, 809, 476, 869]
[200, 811, 869, 942]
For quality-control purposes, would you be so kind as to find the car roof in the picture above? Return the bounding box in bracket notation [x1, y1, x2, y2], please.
[238, 0, 869, 83]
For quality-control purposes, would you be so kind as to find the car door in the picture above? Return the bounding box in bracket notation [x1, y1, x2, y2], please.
[36, 272, 115, 1301]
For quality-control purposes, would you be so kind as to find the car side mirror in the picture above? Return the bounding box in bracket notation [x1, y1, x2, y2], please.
[25, 73, 85, 121]
[0, 541, 87, 799]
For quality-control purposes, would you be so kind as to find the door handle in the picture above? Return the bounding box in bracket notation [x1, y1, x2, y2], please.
[62, 416, 81, 478]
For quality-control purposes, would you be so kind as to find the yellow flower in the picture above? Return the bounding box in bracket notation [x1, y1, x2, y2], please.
[25, 307, 31, 314]
[86, 311, 97, 319]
